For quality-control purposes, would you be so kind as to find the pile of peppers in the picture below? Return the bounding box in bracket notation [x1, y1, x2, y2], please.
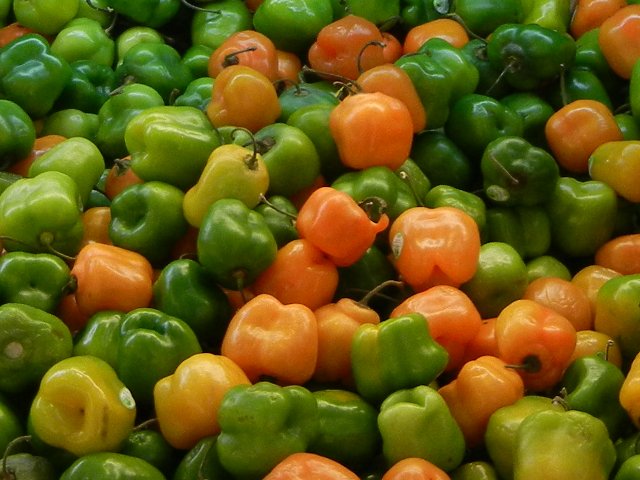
[3, 0, 640, 478]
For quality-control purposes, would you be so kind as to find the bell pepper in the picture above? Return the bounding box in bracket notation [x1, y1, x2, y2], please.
[460, 39, 511, 99]
[108, 180, 189, 265]
[547, 67, 614, 110]
[114, 26, 164, 66]
[545, 176, 618, 258]
[0, 99, 36, 170]
[452, 0, 524, 37]
[589, 140, 640, 204]
[0, 33, 72, 118]
[120, 427, 180, 476]
[125, 105, 221, 190]
[181, 44, 213, 79]
[424, 185, 487, 240]
[522, 0, 572, 32]
[72, 310, 124, 369]
[486, 22, 576, 91]
[351, 313, 449, 405]
[526, 255, 572, 283]
[106, 0, 179, 28]
[616, 455, 640, 480]
[512, 409, 617, 479]
[2, 452, 56, 480]
[173, 435, 232, 480]
[54, 59, 116, 115]
[484, 206, 551, 259]
[451, 461, 499, 480]
[41, 108, 99, 144]
[152, 258, 233, 349]
[500, 92, 554, 148]
[254, 195, 299, 248]
[173, 76, 213, 111]
[378, 384, 466, 472]
[12, 0, 79, 35]
[216, 381, 319, 479]
[0, 170, 84, 258]
[395, 158, 431, 204]
[197, 198, 278, 290]
[560, 352, 629, 439]
[50, 17, 115, 67]
[0, 252, 72, 313]
[277, 81, 339, 123]
[59, 452, 165, 480]
[29, 355, 137, 457]
[0, 396, 23, 456]
[400, 0, 445, 29]
[190, 0, 252, 51]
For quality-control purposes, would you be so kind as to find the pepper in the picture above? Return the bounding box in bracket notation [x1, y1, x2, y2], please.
[125, 105, 221, 190]
[12, 0, 79, 35]
[424, 185, 487, 239]
[0, 99, 36, 170]
[197, 198, 278, 290]
[54, 59, 117, 114]
[400, 0, 445, 29]
[106, 0, 179, 28]
[0, 33, 72, 119]
[522, 0, 572, 32]
[40, 109, 99, 144]
[172, 436, 232, 480]
[484, 206, 551, 259]
[589, 140, 640, 203]
[0, 252, 72, 313]
[0, 170, 84, 258]
[120, 427, 180, 476]
[0, 303, 73, 394]
[277, 81, 339, 123]
[351, 313, 449, 405]
[50, 17, 115, 67]
[451, 461, 499, 480]
[254, 195, 299, 248]
[72, 311, 125, 370]
[377, 385, 466, 472]
[500, 92, 554, 149]
[452, 0, 524, 37]
[1, 453, 56, 480]
[460, 39, 511, 99]
[216, 381, 319, 479]
[0, 396, 23, 456]
[173, 77, 213, 111]
[59, 452, 165, 480]
[512, 409, 617, 479]
[190, 0, 252, 51]
[181, 44, 214, 79]
[29, 355, 137, 457]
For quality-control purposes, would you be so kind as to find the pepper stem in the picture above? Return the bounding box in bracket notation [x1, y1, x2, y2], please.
[358, 196, 388, 223]
[359, 279, 405, 307]
[222, 46, 258, 68]
[397, 170, 426, 207]
[505, 354, 542, 373]
[258, 194, 298, 221]
[179, 0, 220, 13]
[356, 40, 386, 76]
[2, 435, 32, 480]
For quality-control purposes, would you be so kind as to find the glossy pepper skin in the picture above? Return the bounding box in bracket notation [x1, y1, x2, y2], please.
[0, 99, 36, 170]
[59, 452, 165, 480]
[106, 0, 180, 28]
[216, 381, 319, 479]
[55, 59, 117, 114]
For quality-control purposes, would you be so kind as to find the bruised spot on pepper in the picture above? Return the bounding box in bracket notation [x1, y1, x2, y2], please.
[3, 340, 23, 360]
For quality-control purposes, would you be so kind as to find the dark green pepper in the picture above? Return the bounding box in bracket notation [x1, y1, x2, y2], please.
[54, 59, 117, 114]
[173, 76, 214, 111]
[484, 206, 551, 259]
[173, 435, 232, 480]
[59, 452, 166, 480]
[254, 195, 299, 248]
[500, 92, 554, 148]
[106, 0, 180, 28]
[120, 427, 180, 477]
[277, 81, 339, 123]
[453, 0, 525, 38]
[190, 0, 252, 51]
[0, 99, 36, 170]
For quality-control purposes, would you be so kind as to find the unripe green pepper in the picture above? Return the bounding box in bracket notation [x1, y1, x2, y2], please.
[59, 452, 165, 480]
[50, 17, 115, 67]
[55, 58, 118, 113]
[484, 206, 551, 259]
[0, 99, 36, 170]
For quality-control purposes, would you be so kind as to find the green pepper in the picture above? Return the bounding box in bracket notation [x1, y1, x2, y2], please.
[0, 171, 21, 197]
[395, 158, 431, 206]
[2, 453, 57, 480]
[277, 81, 340, 123]
[378, 384, 466, 472]
[0, 303, 73, 394]
[190, 0, 253, 51]
[109, 180, 189, 265]
[106, 0, 180, 28]
[460, 39, 512, 99]
[120, 427, 180, 477]
[351, 313, 449, 405]
[54, 59, 117, 114]
[216, 381, 319, 479]
[546, 67, 614, 110]
[115, 42, 193, 104]
[181, 44, 214, 79]
[484, 206, 551, 259]
[0, 99, 36, 170]
[115, 26, 165, 66]
[254, 195, 299, 248]
[0, 34, 72, 119]
[400, 0, 445, 30]
[332, 166, 417, 220]
[0, 252, 72, 313]
[616, 455, 640, 480]
[126, 105, 221, 190]
[12, 0, 79, 35]
[452, 0, 524, 37]
[50, 17, 115, 67]
[500, 92, 554, 148]
[486, 22, 576, 91]
[480, 135, 559, 207]
[424, 185, 487, 240]
[451, 461, 499, 480]
[615, 113, 640, 141]
[197, 198, 278, 291]
[253, 0, 333, 54]
[0, 0, 11, 26]
[616, 433, 640, 473]
[173, 436, 232, 480]
[545, 176, 618, 258]
[59, 452, 165, 480]
[0, 396, 25, 456]
[40, 109, 100, 143]
[152, 258, 233, 349]
[512, 409, 617, 479]
[72, 310, 124, 370]
[173, 77, 214, 112]
[526, 255, 572, 282]
[560, 352, 629, 439]
[0, 171, 84, 257]
[75, 0, 113, 27]
[95, 82, 164, 162]
[28, 136, 106, 206]
[309, 389, 381, 470]
[521, 0, 571, 33]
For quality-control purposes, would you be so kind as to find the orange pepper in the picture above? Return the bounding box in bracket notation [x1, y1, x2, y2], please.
[357, 64, 427, 133]
[207, 64, 281, 133]
[307, 14, 386, 80]
[70, 242, 154, 318]
[595, 233, 640, 274]
[208, 30, 279, 81]
[8, 134, 66, 176]
[598, 4, 640, 79]
[391, 285, 483, 372]
[295, 186, 390, 267]
[461, 317, 499, 365]
[250, 238, 339, 311]
[329, 91, 414, 171]
[381, 32, 403, 63]
[263, 452, 360, 480]
[220, 293, 318, 385]
[0, 22, 38, 48]
[103, 156, 144, 201]
[79, 206, 112, 247]
[388, 206, 481, 292]
[522, 276, 593, 332]
[570, 0, 627, 39]
[153, 352, 251, 450]
[55, 292, 90, 335]
[571, 264, 621, 318]
[569, 329, 623, 368]
[381, 457, 451, 480]
[438, 355, 525, 448]
[276, 49, 303, 84]
[403, 18, 469, 54]
[494, 299, 577, 392]
[312, 297, 381, 385]
[544, 99, 623, 174]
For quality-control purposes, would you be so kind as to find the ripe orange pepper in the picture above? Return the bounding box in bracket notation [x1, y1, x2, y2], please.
[357, 64, 427, 133]
[8, 134, 66, 176]
[569, 330, 623, 368]
[307, 14, 386, 80]
[598, 4, 640, 79]
[153, 352, 251, 450]
[207, 64, 281, 133]
[461, 317, 499, 365]
[208, 30, 279, 82]
[80, 206, 112, 247]
[494, 299, 577, 392]
[103, 156, 144, 201]
[391, 285, 483, 372]
[330, 91, 414, 171]
[438, 355, 525, 448]
[220, 293, 318, 385]
[571, 264, 621, 318]
[522, 276, 593, 332]
[544, 99, 623, 174]
[264, 452, 360, 480]
[312, 297, 381, 385]
[381, 32, 403, 63]
[0, 22, 38, 48]
[595, 233, 640, 274]
[250, 238, 339, 311]
[388, 206, 481, 292]
[403, 18, 469, 54]
[55, 292, 90, 334]
[295, 186, 390, 267]
[276, 49, 303, 84]
[70, 242, 154, 318]
[381, 457, 451, 480]
[570, 0, 627, 39]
